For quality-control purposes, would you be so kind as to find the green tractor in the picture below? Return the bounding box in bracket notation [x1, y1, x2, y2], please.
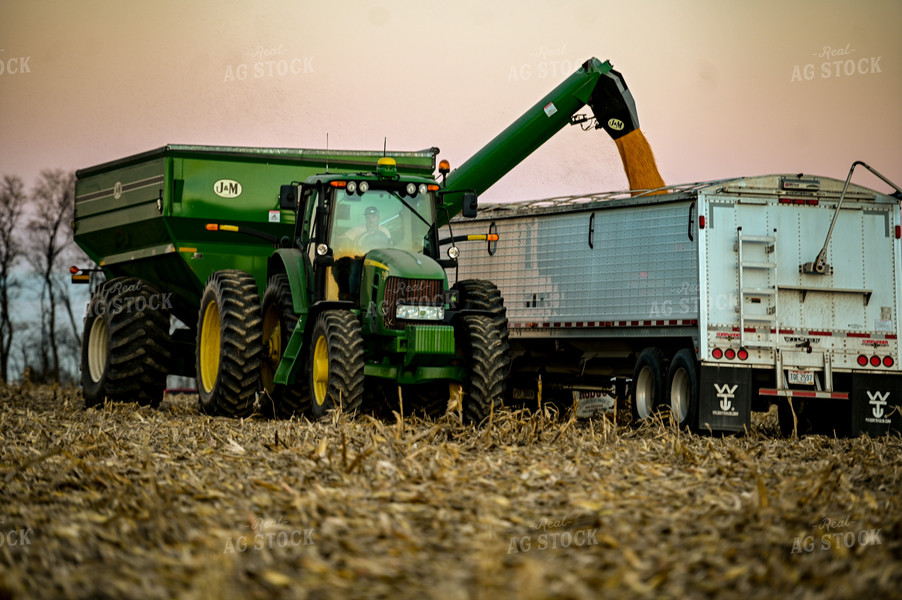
[200, 155, 509, 421]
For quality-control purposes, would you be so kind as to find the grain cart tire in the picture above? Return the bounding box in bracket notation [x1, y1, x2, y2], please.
[452, 279, 508, 342]
[309, 310, 365, 419]
[631, 348, 666, 423]
[458, 314, 510, 424]
[81, 277, 171, 409]
[667, 349, 699, 429]
[196, 270, 263, 418]
[261, 274, 308, 418]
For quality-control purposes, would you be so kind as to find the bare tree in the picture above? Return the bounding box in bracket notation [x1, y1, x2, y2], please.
[0, 175, 27, 383]
[27, 169, 77, 383]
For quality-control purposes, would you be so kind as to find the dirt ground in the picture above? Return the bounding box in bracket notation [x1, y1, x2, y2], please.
[0, 385, 900, 599]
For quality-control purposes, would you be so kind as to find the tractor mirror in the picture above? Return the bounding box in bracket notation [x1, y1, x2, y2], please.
[461, 192, 478, 218]
[279, 184, 299, 210]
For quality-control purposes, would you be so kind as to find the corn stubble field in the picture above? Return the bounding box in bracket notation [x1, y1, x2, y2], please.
[0, 385, 900, 599]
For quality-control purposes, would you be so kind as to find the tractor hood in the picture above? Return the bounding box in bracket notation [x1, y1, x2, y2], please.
[362, 248, 446, 281]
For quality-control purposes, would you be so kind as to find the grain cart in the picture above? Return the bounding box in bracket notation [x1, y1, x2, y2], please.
[447, 163, 902, 436]
[73, 145, 508, 420]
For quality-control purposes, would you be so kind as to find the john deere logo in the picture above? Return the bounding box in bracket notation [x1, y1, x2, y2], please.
[607, 118, 624, 131]
[214, 179, 242, 198]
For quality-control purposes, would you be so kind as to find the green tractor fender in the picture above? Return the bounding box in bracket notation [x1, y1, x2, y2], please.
[268, 248, 311, 315]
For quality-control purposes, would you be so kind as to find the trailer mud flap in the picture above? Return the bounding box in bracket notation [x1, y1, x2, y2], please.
[699, 366, 751, 433]
[851, 373, 902, 436]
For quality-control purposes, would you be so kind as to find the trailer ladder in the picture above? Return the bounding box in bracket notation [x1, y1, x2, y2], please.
[736, 227, 778, 349]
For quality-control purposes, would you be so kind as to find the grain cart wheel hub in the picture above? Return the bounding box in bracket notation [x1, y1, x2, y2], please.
[262, 304, 282, 391]
[199, 299, 221, 394]
[87, 317, 109, 383]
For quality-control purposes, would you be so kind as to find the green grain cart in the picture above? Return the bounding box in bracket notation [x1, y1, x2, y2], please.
[74, 145, 509, 421]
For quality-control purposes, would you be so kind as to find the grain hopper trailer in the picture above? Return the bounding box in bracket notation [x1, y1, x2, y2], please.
[447, 163, 902, 436]
[73, 145, 512, 421]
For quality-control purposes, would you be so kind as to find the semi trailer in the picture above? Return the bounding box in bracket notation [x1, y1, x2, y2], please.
[446, 163, 902, 436]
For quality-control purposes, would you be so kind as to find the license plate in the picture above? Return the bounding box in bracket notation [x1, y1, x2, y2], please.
[788, 370, 814, 385]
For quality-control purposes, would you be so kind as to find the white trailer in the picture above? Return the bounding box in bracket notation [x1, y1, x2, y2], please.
[447, 164, 902, 435]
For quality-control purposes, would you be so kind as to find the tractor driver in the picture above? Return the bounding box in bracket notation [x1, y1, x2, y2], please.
[346, 205, 392, 253]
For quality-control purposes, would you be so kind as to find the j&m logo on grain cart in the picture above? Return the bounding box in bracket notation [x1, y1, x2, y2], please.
[214, 179, 243, 198]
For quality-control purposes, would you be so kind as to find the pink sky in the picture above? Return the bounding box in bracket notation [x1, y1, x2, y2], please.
[2, 0, 900, 202]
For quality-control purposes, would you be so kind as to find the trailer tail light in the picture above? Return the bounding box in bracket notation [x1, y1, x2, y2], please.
[737, 348, 749, 361]
[725, 348, 736, 360]
[712, 348, 723, 359]
[805, 199, 818, 206]
[779, 198, 791, 205]
[896, 225, 901, 239]
[884, 356, 895, 368]
[699, 215, 706, 230]
[870, 355, 881, 367]
[857, 355, 869, 367]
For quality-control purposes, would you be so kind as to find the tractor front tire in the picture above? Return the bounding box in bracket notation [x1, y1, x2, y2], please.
[81, 277, 170, 409]
[196, 270, 263, 418]
[458, 315, 510, 424]
[309, 310, 365, 419]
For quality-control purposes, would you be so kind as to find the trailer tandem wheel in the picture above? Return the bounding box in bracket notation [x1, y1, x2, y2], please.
[81, 277, 170, 409]
[309, 310, 365, 419]
[631, 348, 666, 422]
[196, 270, 263, 418]
[261, 274, 309, 418]
[667, 349, 699, 429]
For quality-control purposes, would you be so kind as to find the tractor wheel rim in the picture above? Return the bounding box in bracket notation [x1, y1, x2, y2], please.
[312, 335, 329, 406]
[262, 306, 280, 392]
[199, 300, 221, 394]
[87, 317, 108, 383]
[671, 369, 690, 423]
[636, 366, 655, 419]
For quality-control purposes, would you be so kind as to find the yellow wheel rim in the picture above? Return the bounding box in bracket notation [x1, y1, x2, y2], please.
[199, 299, 221, 394]
[262, 305, 281, 392]
[312, 335, 329, 406]
[87, 316, 108, 383]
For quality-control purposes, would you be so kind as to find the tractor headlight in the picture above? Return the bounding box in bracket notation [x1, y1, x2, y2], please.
[347, 181, 357, 194]
[406, 183, 417, 196]
[358, 181, 369, 194]
[396, 305, 444, 321]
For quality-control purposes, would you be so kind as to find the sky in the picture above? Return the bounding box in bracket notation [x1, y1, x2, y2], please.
[1, 0, 901, 203]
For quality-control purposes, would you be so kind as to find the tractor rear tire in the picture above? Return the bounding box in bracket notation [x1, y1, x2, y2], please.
[196, 270, 263, 418]
[309, 310, 365, 419]
[81, 277, 170, 409]
[261, 274, 309, 418]
[458, 314, 510, 424]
